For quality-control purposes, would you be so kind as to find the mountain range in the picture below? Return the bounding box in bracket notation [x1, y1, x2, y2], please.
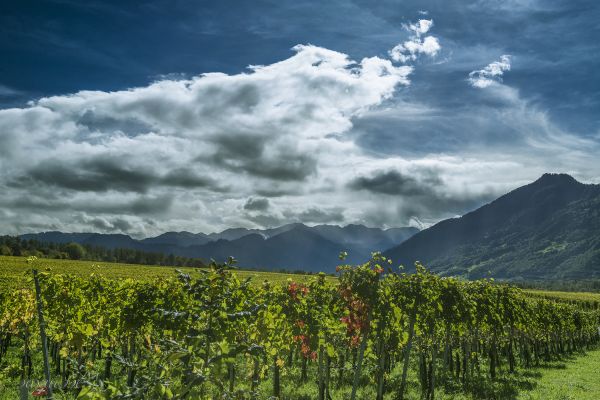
[20, 174, 600, 279]
[384, 173, 600, 280]
[21, 223, 418, 272]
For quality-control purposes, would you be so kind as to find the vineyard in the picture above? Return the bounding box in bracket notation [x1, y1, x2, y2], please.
[522, 289, 600, 306]
[0, 255, 328, 289]
[0, 255, 599, 399]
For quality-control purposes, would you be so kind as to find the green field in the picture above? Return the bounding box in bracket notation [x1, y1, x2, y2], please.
[517, 348, 600, 400]
[523, 289, 600, 303]
[0, 255, 332, 287]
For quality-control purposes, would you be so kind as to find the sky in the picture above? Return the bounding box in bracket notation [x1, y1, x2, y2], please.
[0, 0, 599, 237]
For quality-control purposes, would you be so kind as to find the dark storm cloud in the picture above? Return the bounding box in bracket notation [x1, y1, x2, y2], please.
[11, 158, 219, 193]
[124, 195, 173, 215]
[348, 170, 442, 196]
[208, 133, 317, 182]
[209, 152, 317, 181]
[244, 198, 270, 211]
[2, 193, 173, 216]
[106, 217, 133, 232]
[349, 169, 499, 222]
[396, 192, 496, 222]
[245, 206, 345, 227]
[88, 217, 113, 231]
[242, 154, 316, 182]
[162, 169, 223, 191]
[17, 158, 156, 193]
[212, 133, 267, 161]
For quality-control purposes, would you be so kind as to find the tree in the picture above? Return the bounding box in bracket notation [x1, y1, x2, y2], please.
[0, 244, 12, 256]
[64, 242, 86, 260]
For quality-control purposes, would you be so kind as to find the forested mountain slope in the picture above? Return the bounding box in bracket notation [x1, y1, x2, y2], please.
[384, 174, 600, 280]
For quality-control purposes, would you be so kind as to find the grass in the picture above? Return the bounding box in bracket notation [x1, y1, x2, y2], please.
[5, 346, 599, 400]
[5, 349, 599, 399]
[517, 349, 600, 400]
[0, 255, 334, 289]
[396, 349, 600, 400]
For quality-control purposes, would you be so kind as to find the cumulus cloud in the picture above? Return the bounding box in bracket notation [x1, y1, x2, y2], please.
[389, 19, 441, 63]
[0, 38, 427, 236]
[468, 55, 512, 88]
[0, 45, 411, 178]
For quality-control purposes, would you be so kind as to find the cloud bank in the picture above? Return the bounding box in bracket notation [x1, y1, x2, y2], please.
[0, 22, 451, 236]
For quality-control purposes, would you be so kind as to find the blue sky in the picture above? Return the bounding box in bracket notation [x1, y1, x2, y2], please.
[0, 0, 599, 236]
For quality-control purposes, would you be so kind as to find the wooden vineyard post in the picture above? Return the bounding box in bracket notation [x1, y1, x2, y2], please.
[33, 269, 54, 399]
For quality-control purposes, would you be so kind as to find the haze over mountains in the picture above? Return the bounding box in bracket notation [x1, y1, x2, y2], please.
[21, 224, 418, 272]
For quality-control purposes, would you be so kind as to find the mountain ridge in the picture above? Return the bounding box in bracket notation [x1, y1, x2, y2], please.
[384, 173, 600, 279]
[20, 223, 419, 272]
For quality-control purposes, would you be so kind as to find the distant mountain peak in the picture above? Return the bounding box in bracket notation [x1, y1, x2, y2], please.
[534, 173, 579, 186]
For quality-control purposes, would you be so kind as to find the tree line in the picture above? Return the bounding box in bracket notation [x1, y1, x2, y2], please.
[0, 235, 206, 268]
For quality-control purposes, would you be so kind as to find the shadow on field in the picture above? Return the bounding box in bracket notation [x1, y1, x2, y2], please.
[465, 374, 538, 399]
[444, 354, 584, 399]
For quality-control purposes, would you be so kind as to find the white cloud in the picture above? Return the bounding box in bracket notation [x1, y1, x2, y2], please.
[0, 43, 420, 235]
[389, 19, 441, 63]
[0, 44, 412, 170]
[468, 55, 511, 88]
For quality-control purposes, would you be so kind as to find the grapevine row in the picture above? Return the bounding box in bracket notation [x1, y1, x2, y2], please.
[0, 254, 598, 399]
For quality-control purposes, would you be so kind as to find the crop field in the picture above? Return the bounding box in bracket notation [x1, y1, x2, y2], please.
[0, 255, 330, 289]
[523, 289, 600, 304]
